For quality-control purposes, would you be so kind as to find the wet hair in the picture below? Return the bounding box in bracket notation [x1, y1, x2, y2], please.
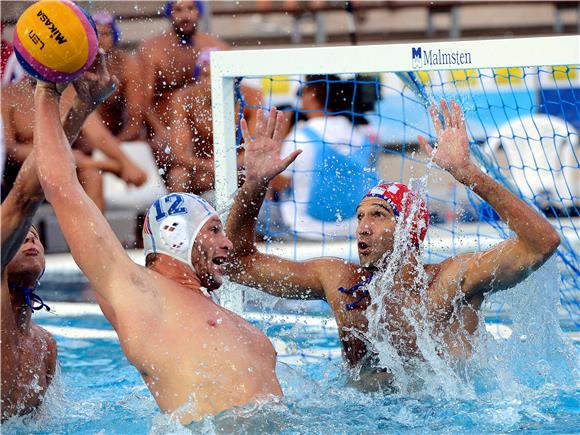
[145, 253, 159, 268]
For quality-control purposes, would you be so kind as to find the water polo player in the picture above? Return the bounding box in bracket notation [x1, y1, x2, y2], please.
[91, 10, 143, 141]
[167, 47, 261, 195]
[137, 1, 229, 164]
[32, 53, 282, 424]
[1, 61, 112, 420]
[226, 104, 560, 387]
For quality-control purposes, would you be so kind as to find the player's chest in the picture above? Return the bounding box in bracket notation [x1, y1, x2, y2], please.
[11, 340, 50, 399]
[181, 307, 275, 357]
[157, 50, 198, 81]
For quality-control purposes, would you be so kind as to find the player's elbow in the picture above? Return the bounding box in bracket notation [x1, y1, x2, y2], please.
[528, 229, 560, 265]
[541, 230, 560, 258]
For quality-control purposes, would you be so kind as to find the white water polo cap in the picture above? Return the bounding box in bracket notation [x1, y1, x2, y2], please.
[143, 193, 218, 271]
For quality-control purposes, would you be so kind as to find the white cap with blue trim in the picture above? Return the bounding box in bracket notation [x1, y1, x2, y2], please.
[143, 193, 218, 271]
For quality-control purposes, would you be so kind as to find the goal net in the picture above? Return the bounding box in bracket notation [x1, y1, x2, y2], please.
[210, 36, 580, 328]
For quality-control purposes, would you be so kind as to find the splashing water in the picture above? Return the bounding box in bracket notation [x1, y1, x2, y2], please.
[359, 170, 578, 404]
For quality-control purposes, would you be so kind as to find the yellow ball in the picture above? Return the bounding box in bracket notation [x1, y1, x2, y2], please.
[13, 0, 98, 83]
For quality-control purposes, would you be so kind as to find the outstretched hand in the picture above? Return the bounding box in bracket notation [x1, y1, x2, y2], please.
[72, 49, 119, 108]
[417, 99, 477, 183]
[240, 107, 302, 184]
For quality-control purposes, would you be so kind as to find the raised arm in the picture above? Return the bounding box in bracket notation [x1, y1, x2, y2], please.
[418, 100, 560, 303]
[34, 53, 137, 309]
[1, 82, 102, 270]
[226, 108, 333, 300]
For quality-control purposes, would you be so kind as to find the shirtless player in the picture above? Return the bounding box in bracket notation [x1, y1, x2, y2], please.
[167, 47, 261, 194]
[226, 105, 561, 386]
[1, 79, 146, 210]
[33, 53, 281, 424]
[92, 11, 143, 141]
[138, 1, 229, 160]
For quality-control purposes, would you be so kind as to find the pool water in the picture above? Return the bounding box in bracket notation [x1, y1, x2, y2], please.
[2, 306, 579, 434]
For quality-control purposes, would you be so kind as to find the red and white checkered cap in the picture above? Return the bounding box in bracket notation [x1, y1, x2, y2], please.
[364, 181, 429, 246]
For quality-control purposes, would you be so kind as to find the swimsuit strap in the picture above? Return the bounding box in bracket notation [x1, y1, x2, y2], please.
[338, 273, 373, 310]
[344, 290, 370, 311]
[9, 281, 51, 312]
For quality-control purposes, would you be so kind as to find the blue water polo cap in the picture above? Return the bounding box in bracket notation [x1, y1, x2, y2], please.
[164, 1, 204, 18]
[92, 11, 121, 45]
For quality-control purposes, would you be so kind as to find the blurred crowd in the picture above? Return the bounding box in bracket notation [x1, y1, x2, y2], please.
[2, 1, 236, 211]
[2, 0, 378, 243]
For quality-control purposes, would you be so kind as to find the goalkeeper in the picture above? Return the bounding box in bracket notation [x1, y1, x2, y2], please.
[226, 102, 560, 382]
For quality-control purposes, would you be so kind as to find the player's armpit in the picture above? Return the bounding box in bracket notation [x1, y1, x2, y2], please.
[432, 235, 558, 310]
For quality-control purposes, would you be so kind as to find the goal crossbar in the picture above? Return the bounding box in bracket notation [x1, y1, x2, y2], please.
[210, 35, 580, 212]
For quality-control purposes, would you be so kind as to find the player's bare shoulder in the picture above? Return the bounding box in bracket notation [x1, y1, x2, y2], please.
[138, 33, 170, 58]
[195, 33, 229, 50]
[30, 324, 58, 378]
[42, 326, 57, 355]
[424, 253, 476, 308]
[318, 258, 366, 296]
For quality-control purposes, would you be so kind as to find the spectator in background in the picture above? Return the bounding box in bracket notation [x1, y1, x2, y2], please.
[137, 1, 229, 169]
[1, 21, 12, 79]
[277, 75, 377, 239]
[1, 79, 103, 206]
[78, 11, 148, 198]
[92, 11, 143, 141]
[1, 21, 25, 86]
[167, 47, 261, 196]
[1, 79, 146, 210]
